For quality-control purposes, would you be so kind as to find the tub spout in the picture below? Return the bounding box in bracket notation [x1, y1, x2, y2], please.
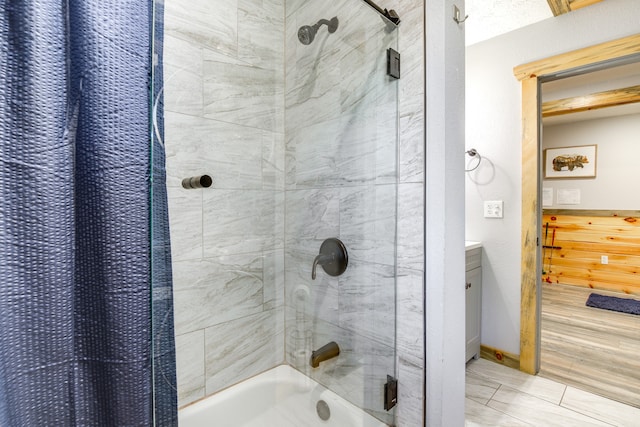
[310, 341, 340, 368]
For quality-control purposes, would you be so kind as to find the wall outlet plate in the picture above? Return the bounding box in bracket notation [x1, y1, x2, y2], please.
[484, 201, 503, 218]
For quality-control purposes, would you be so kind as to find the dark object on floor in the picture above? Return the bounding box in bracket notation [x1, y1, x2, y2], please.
[586, 293, 640, 315]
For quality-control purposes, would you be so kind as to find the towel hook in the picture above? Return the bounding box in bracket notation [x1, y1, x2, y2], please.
[453, 5, 469, 24]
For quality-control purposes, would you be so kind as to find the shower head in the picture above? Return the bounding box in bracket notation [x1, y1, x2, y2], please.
[298, 17, 339, 45]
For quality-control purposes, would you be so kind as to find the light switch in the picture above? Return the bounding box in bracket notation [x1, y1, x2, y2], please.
[484, 201, 503, 218]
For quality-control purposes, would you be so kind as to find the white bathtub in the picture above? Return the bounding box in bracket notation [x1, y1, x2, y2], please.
[179, 365, 388, 427]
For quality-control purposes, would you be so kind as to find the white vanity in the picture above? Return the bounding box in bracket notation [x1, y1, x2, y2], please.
[465, 241, 482, 362]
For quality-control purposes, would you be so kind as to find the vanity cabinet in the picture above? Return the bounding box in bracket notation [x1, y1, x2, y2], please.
[465, 246, 482, 362]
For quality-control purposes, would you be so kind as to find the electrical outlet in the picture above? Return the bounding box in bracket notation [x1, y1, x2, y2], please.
[484, 201, 503, 218]
[601, 255, 608, 265]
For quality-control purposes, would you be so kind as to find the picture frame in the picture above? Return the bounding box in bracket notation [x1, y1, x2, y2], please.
[544, 144, 597, 179]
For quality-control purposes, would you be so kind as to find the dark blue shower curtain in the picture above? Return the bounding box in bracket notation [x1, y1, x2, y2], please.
[0, 1, 176, 425]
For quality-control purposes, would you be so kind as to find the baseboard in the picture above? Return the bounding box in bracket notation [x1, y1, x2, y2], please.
[480, 344, 520, 370]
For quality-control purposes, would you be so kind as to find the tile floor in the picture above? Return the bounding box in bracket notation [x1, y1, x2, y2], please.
[465, 358, 640, 426]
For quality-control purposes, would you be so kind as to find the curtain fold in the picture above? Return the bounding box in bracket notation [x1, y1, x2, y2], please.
[0, 1, 176, 425]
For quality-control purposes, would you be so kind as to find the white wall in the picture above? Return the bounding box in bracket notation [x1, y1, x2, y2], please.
[465, 0, 640, 355]
[543, 114, 640, 210]
[425, 0, 466, 425]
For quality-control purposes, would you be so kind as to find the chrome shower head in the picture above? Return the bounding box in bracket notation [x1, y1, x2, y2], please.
[297, 17, 339, 45]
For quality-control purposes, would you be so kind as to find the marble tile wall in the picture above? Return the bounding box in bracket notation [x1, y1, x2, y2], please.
[283, 1, 403, 425]
[164, 0, 425, 424]
[163, 0, 286, 408]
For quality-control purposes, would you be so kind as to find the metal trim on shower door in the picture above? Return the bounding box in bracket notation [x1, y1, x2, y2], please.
[361, 0, 401, 25]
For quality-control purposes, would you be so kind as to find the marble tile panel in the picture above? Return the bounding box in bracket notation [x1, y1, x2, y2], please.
[396, 2, 424, 95]
[285, 114, 381, 188]
[205, 309, 284, 395]
[338, 184, 396, 266]
[238, 0, 285, 70]
[166, 186, 202, 262]
[284, 6, 347, 127]
[202, 189, 284, 257]
[337, 41, 386, 117]
[164, 0, 238, 58]
[561, 386, 640, 426]
[163, 34, 204, 72]
[285, 117, 341, 189]
[338, 259, 395, 348]
[172, 253, 265, 335]
[262, 131, 285, 191]
[285, 63, 342, 130]
[203, 60, 283, 133]
[284, 1, 397, 133]
[284, 249, 339, 324]
[163, 64, 203, 116]
[397, 183, 424, 271]
[399, 91, 425, 184]
[263, 249, 284, 311]
[336, 114, 384, 185]
[284, 0, 306, 18]
[163, 34, 204, 116]
[175, 330, 205, 408]
[396, 357, 424, 427]
[164, 112, 264, 190]
[465, 398, 533, 427]
[465, 371, 500, 405]
[467, 358, 567, 405]
[488, 386, 612, 427]
[396, 268, 424, 365]
[284, 311, 395, 426]
[283, 11, 297, 82]
[374, 102, 399, 186]
[291, 0, 387, 56]
[284, 188, 340, 249]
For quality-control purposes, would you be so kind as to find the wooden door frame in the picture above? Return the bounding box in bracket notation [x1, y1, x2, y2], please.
[513, 34, 640, 375]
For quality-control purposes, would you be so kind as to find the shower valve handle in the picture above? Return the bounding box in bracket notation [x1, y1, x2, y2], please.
[311, 238, 348, 280]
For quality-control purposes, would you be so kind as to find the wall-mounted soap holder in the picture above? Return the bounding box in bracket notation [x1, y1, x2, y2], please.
[311, 238, 348, 280]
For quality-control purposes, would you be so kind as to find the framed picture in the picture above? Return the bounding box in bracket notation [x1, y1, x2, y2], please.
[544, 144, 597, 179]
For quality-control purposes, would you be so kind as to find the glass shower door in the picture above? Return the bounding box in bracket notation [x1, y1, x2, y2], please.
[284, 1, 399, 424]
[152, 0, 399, 424]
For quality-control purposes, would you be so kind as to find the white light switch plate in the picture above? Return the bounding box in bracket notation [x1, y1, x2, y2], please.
[484, 201, 503, 218]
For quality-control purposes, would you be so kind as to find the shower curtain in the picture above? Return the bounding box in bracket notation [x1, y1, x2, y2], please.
[0, 1, 176, 425]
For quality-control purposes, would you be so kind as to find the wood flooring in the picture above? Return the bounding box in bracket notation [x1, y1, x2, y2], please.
[540, 282, 640, 408]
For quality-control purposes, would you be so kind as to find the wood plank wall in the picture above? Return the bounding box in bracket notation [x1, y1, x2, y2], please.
[542, 210, 640, 295]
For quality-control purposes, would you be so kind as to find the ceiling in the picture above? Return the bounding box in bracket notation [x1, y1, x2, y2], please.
[465, 0, 604, 46]
[465, 0, 553, 46]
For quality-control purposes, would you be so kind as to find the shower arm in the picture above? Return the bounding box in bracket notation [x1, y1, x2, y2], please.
[313, 19, 333, 31]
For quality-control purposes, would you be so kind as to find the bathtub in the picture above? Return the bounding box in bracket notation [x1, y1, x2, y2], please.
[179, 364, 388, 427]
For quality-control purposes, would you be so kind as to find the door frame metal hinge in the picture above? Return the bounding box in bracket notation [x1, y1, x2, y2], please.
[384, 375, 398, 411]
[387, 48, 400, 79]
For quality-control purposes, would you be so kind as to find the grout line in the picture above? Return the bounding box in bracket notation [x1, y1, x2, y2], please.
[487, 383, 501, 405]
[559, 384, 568, 406]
